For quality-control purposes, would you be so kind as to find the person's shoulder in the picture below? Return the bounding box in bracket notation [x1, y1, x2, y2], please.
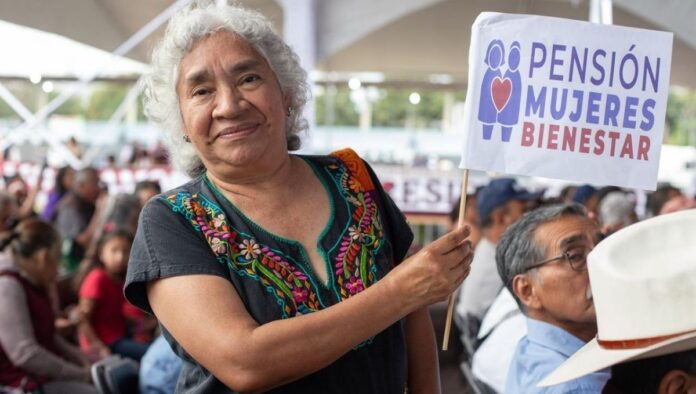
[297, 151, 341, 167]
[0, 272, 23, 294]
[84, 267, 108, 281]
[327, 148, 377, 190]
[506, 343, 573, 394]
[329, 147, 367, 166]
[546, 375, 609, 394]
[299, 148, 368, 166]
[80, 267, 108, 291]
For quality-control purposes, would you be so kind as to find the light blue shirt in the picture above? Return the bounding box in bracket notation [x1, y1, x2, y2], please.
[139, 335, 182, 394]
[505, 318, 610, 394]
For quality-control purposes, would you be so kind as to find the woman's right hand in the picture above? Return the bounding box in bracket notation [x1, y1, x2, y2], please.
[386, 225, 474, 312]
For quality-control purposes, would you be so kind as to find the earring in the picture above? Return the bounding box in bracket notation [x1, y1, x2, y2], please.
[183, 135, 191, 143]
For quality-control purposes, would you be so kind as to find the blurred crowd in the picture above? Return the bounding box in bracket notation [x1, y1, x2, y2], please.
[0, 163, 695, 393]
[0, 166, 179, 394]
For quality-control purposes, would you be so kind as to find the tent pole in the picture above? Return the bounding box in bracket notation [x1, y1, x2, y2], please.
[80, 77, 145, 167]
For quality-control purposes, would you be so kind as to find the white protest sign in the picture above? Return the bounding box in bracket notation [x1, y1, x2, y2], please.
[459, 13, 673, 190]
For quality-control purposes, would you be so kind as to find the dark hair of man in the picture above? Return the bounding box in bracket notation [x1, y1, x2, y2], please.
[495, 203, 587, 311]
[605, 349, 696, 394]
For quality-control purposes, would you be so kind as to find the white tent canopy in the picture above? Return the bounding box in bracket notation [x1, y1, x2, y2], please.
[0, 0, 694, 88]
[0, 20, 148, 81]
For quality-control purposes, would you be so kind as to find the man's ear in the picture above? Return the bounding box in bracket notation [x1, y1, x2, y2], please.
[657, 370, 696, 394]
[512, 273, 541, 311]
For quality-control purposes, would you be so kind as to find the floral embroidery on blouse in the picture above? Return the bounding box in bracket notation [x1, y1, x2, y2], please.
[163, 149, 386, 318]
[164, 192, 322, 317]
[327, 149, 384, 301]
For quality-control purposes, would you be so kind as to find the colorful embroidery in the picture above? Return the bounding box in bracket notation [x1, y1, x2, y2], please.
[328, 149, 384, 301]
[164, 192, 323, 318]
[163, 149, 386, 319]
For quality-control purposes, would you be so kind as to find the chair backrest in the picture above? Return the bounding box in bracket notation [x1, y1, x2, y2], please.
[91, 356, 139, 394]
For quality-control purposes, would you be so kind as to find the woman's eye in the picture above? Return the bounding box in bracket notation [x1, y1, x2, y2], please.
[193, 88, 210, 96]
[241, 74, 261, 85]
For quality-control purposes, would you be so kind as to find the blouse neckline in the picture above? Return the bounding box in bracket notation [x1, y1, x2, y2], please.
[202, 155, 338, 289]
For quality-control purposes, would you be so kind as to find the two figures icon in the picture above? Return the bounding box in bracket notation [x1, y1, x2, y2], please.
[478, 40, 522, 142]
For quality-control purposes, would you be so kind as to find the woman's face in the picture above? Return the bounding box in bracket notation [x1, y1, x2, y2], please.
[176, 31, 289, 172]
[99, 236, 131, 276]
[35, 243, 60, 287]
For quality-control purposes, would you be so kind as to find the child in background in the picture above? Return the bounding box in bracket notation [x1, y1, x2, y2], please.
[78, 228, 150, 361]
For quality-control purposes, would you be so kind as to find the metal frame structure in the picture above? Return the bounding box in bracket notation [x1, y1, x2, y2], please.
[0, 0, 192, 168]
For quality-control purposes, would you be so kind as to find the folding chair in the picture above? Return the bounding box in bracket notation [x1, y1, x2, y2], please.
[90, 355, 139, 394]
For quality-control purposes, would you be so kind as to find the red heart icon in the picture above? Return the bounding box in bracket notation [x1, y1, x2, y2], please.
[382, 181, 394, 193]
[491, 77, 512, 112]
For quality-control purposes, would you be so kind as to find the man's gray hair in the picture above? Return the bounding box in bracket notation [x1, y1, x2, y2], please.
[496, 203, 587, 308]
[143, 0, 310, 177]
[598, 191, 635, 228]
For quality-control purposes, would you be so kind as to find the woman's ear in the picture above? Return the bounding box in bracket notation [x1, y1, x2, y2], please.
[512, 273, 541, 311]
[283, 96, 292, 116]
[657, 369, 696, 394]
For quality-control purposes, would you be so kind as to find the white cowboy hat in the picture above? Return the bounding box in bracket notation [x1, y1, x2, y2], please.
[539, 209, 696, 387]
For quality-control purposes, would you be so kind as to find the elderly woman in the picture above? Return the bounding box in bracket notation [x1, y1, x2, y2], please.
[124, 1, 473, 393]
[0, 219, 95, 394]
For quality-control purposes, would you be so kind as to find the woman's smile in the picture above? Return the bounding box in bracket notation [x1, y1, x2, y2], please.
[213, 123, 261, 142]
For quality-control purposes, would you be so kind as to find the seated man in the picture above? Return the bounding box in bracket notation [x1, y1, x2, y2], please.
[496, 203, 609, 393]
[540, 209, 696, 394]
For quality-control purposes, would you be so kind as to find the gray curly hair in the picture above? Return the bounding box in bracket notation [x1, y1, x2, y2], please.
[143, 0, 309, 177]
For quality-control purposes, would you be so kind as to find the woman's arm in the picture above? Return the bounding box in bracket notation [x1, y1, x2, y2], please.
[53, 334, 90, 367]
[77, 297, 111, 359]
[0, 278, 89, 382]
[404, 307, 441, 394]
[149, 226, 472, 393]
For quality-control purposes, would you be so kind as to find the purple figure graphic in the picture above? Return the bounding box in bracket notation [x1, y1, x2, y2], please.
[498, 41, 522, 142]
[478, 40, 505, 140]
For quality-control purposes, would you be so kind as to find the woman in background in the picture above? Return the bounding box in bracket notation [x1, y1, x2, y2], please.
[0, 219, 95, 394]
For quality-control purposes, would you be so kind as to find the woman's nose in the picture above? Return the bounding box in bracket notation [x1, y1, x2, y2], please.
[213, 87, 247, 119]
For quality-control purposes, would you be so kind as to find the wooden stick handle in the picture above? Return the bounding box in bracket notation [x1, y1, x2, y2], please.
[442, 169, 470, 351]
